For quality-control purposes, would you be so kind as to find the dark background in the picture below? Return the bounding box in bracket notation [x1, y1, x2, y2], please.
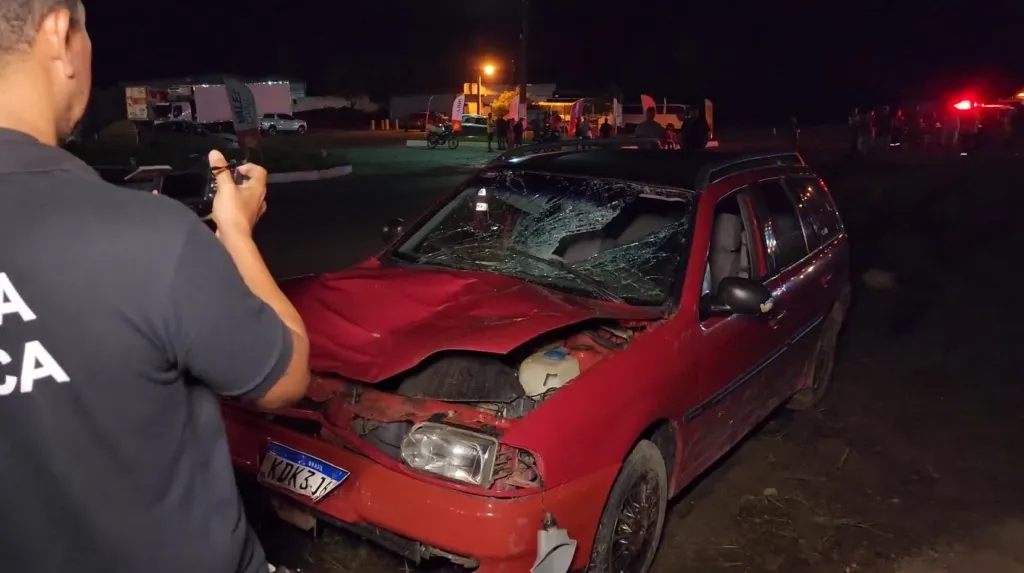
[86, 0, 1024, 124]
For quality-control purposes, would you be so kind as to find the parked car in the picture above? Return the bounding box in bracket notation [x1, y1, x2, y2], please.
[151, 119, 239, 149]
[260, 113, 307, 135]
[405, 111, 446, 131]
[223, 140, 851, 573]
[459, 113, 488, 137]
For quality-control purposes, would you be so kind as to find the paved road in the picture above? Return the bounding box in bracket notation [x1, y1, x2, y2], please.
[247, 145, 1024, 573]
[255, 146, 487, 277]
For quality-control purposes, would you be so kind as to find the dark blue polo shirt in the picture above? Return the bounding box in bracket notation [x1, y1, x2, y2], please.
[0, 128, 292, 573]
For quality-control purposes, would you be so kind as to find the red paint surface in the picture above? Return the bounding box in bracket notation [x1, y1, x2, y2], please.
[225, 407, 617, 573]
[281, 266, 660, 382]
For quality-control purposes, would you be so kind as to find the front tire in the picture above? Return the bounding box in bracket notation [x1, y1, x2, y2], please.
[266, 125, 277, 135]
[587, 440, 667, 573]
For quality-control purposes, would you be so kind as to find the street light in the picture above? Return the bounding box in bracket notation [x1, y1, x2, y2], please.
[479, 64, 495, 113]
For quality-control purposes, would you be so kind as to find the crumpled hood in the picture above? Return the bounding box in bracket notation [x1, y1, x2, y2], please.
[282, 265, 660, 382]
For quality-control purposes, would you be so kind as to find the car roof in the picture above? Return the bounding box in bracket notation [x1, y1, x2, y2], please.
[487, 141, 806, 191]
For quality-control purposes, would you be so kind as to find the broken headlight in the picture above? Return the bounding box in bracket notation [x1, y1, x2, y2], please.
[400, 422, 498, 487]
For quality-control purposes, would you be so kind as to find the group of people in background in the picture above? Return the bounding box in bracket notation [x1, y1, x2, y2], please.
[848, 102, 1024, 156]
[486, 113, 526, 151]
[848, 106, 903, 155]
[482, 105, 712, 151]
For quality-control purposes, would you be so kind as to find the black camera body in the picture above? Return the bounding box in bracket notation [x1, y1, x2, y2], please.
[105, 157, 247, 225]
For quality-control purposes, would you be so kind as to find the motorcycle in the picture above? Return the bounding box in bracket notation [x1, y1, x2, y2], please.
[533, 122, 562, 144]
[426, 122, 459, 149]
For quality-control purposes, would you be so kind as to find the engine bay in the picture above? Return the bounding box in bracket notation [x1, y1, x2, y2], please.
[389, 322, 636, 419]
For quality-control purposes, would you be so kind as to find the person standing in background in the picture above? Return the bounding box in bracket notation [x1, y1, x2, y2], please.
[875, 106, 893, 151]
[495, 114, 508, 150]
[635, 106, 666, 141]
[513, 118, 525, 147]
[485, 112, 495, 152]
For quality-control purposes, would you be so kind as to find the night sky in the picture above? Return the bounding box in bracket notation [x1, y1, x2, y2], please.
[87, 0, 1024, 124]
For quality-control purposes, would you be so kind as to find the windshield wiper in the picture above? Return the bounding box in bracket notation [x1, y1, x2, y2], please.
[499, 246, 626, 304]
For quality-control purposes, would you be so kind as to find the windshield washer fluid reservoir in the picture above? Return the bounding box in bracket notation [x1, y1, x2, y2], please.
[518, 347, 581, 397]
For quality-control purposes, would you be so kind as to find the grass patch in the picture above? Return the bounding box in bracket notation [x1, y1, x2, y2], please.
[70, 141, 350, 173]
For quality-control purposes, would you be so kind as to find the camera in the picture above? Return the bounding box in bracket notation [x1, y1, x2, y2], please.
[107, 158, 247, 222]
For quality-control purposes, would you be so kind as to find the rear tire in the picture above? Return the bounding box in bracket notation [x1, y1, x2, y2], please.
[426, 135, 438, 149]
[788, 290, 849, 411]
[587, 440, 667, 573]
[447, 137, 459, 149]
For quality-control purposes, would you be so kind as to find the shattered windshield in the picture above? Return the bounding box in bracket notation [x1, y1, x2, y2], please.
[391, 170, 695, 305]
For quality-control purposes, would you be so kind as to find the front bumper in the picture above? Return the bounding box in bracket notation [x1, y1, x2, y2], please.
[223, 407, 619, 573]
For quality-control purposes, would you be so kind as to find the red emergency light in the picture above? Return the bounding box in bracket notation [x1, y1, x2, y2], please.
[953, 99, 975, 110]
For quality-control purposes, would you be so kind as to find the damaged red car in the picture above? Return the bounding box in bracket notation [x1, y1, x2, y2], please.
[224, 145, 851, 573]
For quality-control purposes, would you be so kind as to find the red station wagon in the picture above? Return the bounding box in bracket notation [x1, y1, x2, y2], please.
[224, 140, 851, 573]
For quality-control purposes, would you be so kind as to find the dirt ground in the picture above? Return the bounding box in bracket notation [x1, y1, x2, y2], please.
[250, 148, 1024, 572]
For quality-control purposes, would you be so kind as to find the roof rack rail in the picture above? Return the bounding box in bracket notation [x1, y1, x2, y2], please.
[695, 151, 805, 190]
[487, 136, 663, 167]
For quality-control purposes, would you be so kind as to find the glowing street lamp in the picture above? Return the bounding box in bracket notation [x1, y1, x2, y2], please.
[479, 64, 496, 112]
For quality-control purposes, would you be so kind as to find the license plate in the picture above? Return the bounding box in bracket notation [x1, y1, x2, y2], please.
[257, 441, 349, 502]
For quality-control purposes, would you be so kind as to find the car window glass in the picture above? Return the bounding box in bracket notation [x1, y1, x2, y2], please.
[262, 114, 273, 119]
[755, 179, 808, 272]
[279, 114, 294, 120]
[789, 177, 841, 246]
[783, 179, 822, 252]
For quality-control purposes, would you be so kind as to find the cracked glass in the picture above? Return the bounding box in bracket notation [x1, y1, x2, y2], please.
[392, 169, 696, 306]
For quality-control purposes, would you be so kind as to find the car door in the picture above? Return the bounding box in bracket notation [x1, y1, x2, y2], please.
[279, 114, 298, 131]
[684, 187, 786, 472]
[463, 116, 485, 136]
[748, 177, 825, 400]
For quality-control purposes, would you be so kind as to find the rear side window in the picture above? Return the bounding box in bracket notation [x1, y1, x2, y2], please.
[788, 177, 842, 246]
[753, 179, 808, 272]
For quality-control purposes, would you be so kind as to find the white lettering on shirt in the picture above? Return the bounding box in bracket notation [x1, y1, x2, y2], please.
[0, 272, 36, 326]
[0, 272, 70, 395]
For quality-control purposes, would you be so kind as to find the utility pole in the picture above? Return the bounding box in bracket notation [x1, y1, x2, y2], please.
[518, 0, 529, 119]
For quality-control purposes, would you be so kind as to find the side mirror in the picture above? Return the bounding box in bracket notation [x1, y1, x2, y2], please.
[381, 217, 405, 244]
[701, 276, 774, 318]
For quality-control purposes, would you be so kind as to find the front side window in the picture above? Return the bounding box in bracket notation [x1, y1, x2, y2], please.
[391, 170, 696, 306]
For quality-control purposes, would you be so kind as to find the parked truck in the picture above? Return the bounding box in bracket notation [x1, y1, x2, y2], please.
[125, 81, 293, 125]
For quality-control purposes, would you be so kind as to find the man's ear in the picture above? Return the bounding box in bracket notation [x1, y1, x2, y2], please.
[35, 8, 75, 78]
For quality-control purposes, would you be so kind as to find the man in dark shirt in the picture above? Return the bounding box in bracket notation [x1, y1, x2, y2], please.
[495, 114, 508, 150]
[634, 106, 666, 141]
[0, 2, 310, 572]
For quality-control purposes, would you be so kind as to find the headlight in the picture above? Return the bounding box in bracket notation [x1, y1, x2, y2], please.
[400, 422, 499, 487]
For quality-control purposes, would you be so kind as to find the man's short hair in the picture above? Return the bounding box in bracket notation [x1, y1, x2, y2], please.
[0, 0, 81, 55]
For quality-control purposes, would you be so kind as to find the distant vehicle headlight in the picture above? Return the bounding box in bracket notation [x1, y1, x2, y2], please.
[400, 422, 498, 487]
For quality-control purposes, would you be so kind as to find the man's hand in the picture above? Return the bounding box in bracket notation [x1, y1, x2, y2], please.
[209, 150, 268, 238]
